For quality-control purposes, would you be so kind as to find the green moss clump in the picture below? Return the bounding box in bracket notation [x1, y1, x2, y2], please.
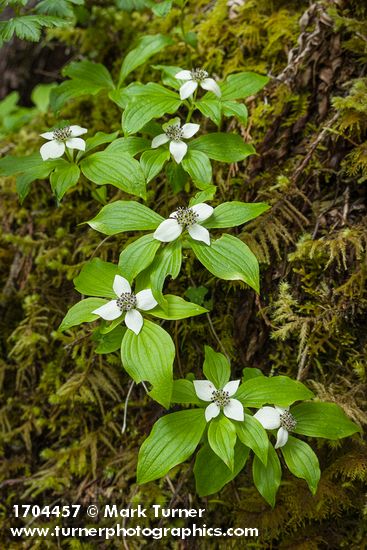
[0, 0, 366, 547]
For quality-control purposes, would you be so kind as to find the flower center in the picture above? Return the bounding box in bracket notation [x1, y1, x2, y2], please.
[211, 389, 230, 407]
[279, 411, 297, 432]
[116, 292, 137, 312]
[190, 68, 209, 82]
[165, 124, 184, 141]
[172, 207, 199, 228]
[53, 126, 72, 141]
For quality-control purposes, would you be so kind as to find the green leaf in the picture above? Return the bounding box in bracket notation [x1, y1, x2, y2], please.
[236, 376, 314, 408]
[203, 201, 269, 229]
[63, 60, 114, 89]
[0, 91, 19, 118]
[115, 0, 148, 10]
[0, 154, 61, 203]
[15, 174, 35, 203]
[87, 201, 163, 235]
[281, 437, 320, 494]
[189, 186, 217, 206]
[190, 133, 255, 162]
[292, 402, 361, 439]
[118, 34, 173, 86]
[184, 285, 209, 306]
[36, 0, 74, 17]
[108, 84, 143, 109]
[1, 15, 67, 45]
[137, 409, 206, 483]
[80, 151, 146, 198]
[119, 234, 161, 282]
[182, 150, 212, 189]
[140, 148, 170, 183]
[203, 346, 230, 389]
[106, 137, 150, 156]
[51, 81, 104, 111]
[31, 83, 56, 113]
[0, 153, 56, 176]
[0, 21, 15, 46]
[59, 298, 107, 331]
[191, 234, 259, 292]
[208, 416, 237, 470]
[15, 161, 60, 202]
[171, 379, 201, 405]
[252, 444, 282, 507]
[149, 295, 208, 320]
[242, 367, 264, 382]
[221, 72, 269, 101]
[150, 241, 182, 308]
[93, 325, 125, 354]
[122, 83, 181, 135]
[222, 100, 248, 125]
[74, 259, 119, 298]
[165, 161, 188, 192]
[184, 31, 198, 48]
[152, 64, 182, 89]
[121, 320, 174, 408]
[236, 415, 269, 466]
[151, 0, 172, 17]
[100, 317, 124, 335]
[194, 441, 250, 497]
[195, 98, 221, 126]
[85, 131, 120, 152]
[50, 163, 80, 200]
[50, 61, 114, 111]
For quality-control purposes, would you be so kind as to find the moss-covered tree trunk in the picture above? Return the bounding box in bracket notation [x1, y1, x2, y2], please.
[0, 0, 366, 547]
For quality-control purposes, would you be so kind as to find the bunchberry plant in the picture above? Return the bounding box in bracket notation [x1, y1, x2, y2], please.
[0, 23, 360, 506]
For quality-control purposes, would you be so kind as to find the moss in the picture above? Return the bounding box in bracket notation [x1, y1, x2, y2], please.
[1, 0, 367, 547]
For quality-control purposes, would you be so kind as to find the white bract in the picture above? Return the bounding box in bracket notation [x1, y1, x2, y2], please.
[151, 119, 199, 163]
[175, 68, 221, 100]
[92, 275, 157, 335]
[193, 379, 244, 422]
[153, 203, 213, 246]
[253, 406, 297, 449]
[40, 125, 87, 160]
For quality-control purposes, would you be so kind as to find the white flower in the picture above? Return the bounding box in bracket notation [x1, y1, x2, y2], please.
[153, 203, 213, 246]
[151, 119, 199, 163]
[91, 275, 157, 335]
[40, 125, 87, 161]
[253, 406, 297, 449]
[193, 379, 244, 422]
[175, 68, 221, 100]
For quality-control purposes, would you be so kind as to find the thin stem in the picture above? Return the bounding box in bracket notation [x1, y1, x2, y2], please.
[206, 312, 230, 360]
[141, 381, 149, 393]
[65, 147, 74, 163]
[121, 381, 135, 433]
[186, 89, 197, 123]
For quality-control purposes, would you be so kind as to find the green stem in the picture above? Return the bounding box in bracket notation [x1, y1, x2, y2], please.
[65, 148, 74, 164]
[186, 89, 197, 123]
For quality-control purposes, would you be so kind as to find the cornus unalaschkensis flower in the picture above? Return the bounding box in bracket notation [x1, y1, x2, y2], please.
[193, 379, 244, 422]
[254, 406, 297, 449]
[151, 119, 199, 163]
[92, 275, 157, 335]
[175, 68, 221, 100]
[40, 125, 87, 160]
[153, 203, 213, 245]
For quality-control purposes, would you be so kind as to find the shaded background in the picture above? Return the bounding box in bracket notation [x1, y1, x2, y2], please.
[1, 0, 366, 547]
